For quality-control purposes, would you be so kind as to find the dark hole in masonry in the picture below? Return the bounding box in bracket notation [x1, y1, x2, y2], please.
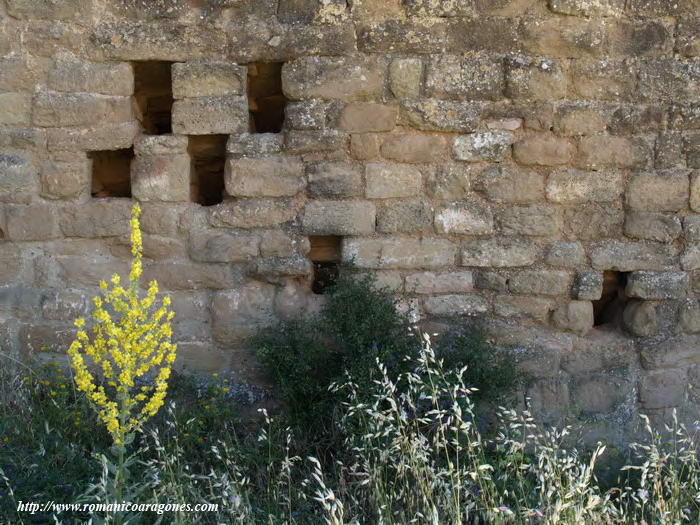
[133, 61, 174, 135]
[309, 236, 342, 295]
[90, 148, 134, 198]
[593, 270, 628, 327]
[247, 62, 287, 133]
[189, 135, 227, 207]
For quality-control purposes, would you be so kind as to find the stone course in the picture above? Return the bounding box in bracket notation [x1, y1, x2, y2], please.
[1, 0, 699, 443]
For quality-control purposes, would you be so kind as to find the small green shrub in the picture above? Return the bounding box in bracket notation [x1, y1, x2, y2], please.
[254, 269, 522, 433]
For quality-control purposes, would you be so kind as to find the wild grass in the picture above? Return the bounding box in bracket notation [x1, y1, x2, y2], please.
[1, 334, 700, 524]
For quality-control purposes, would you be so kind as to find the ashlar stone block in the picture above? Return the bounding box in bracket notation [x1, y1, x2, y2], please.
[366, 163, 422, 198]
[453, 131, 514, 162]
[626, 271, 689, 300]
[282, 56, 382, 101]
[225, 156, 305, 198]
[302, 201, 376, 235]
[131, 153, 191, 202]
[172, 61, 245, 99]
[343, 237, 457, 269]
[434, 202, 493, 235]
[171, 96, 248, 135]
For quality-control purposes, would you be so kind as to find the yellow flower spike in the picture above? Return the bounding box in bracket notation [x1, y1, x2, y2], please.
[67, 203, 176, 449]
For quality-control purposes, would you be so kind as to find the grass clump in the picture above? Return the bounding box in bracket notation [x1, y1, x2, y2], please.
[253, 270, 520, 433]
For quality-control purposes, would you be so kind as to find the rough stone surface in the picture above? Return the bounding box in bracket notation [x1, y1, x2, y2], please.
[0, 0, 697, 440]
[225, 157, 305, 198]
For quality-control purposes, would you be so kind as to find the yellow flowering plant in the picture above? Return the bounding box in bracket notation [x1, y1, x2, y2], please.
[67, 203, 176, 516]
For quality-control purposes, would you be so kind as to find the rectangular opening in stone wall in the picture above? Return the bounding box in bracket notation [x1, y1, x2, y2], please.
[247, 62, 287, 133]
[309, 236, 341, 295]
[189, 135, 227, 207]
[593, 270, 628, 327]
[133, 61, 174, 135]
[90, 148, 134, 198]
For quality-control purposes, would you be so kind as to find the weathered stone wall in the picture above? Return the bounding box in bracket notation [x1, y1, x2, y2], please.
[1, 0, 699, 442]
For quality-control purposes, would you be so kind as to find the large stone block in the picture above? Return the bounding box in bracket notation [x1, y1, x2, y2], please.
[546, 241, 585, 268]
[33, 93, 133, 128]
[4, 204, 60, 241]
[282, 56, 382, 101]
[209, 199, 297, 229]
[424, 294, 489, 317]
[60, 200, 132, 237]
[307, 163, 364, 198]
[552, 301, 594, 336]
[626, 171, 690, 212]
[377, 199, 433, 233]
[569, 59, 638, 101]
[497, 205, 561, 236]
[172, 61, 245, 99]
[47, 122, 139, 152]
[284, 130, 348, 154]
[638, 59, 700, 103]
[626, 271, 689, 300]
[225, 157, 305, 198]
[400, 100, 482, 133]
[380, 134, 448, 164]
[572, 374, 632, 414]
[211, 283, 276, 345]
[131, 154, 191, 202]
[189, 231, 260, 263]
[548, 0, 625, 16]
[546, 170, 622, 203]
[453, 131, 514, 162]
[640, 334, 700, 369]
[285, 100, 332, 130]
[563, 329, 636, 375]
[0, 152, 38, 204]
[142, 263, 234, 290]
[302, 201, 376, 235]
[406, 271, 474, 294]
[494, 295, 553, 321]
[426, 55, 504, 101]
[227, 133, 284, 157]
[505, 56, 568, 101]
[339, 103, 398, 133]
[575, 136, 651, 169]
[48, 53, 133, 96]
[365, 163, 422, 198]
[565, 204, 624, 240]
[461, 238, 538, 267]
[513, 134, 575, 166]
[404, 0, 476, 16]
[435, 202, 493, 235]
[427, 164, 471, 200]
[573, 271, 604, 300]
[0, 93, 32, 126]
[676, 17, 700, 57]
[624, 212, 682, 243]
[6, 0, 86, 19]
[509, 270, 571, 296]
[389, 57, 422, 99]
[171, 97, 248, 135]
[639, 369, 687, 409]
[343, 238, 457, 269]
[475, 165, 544, 203]
[40, 155, 90, 200]
[589, 241, 677, 271]
[0, 55, 46, 92]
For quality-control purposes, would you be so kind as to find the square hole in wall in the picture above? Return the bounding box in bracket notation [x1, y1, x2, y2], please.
[309, 236, 342, 294]
[189, 135, 227, 207]
[247, 62, 287, 133]
[593, 270, 628, 327]
[90, 148, 134, 198]
[133, 61, 174, 135]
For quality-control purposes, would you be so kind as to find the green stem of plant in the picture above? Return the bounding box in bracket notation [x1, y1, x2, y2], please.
[114, 445, 125, 525]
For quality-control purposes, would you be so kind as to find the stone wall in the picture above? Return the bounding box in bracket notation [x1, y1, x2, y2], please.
[1, 0, 699, 442]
